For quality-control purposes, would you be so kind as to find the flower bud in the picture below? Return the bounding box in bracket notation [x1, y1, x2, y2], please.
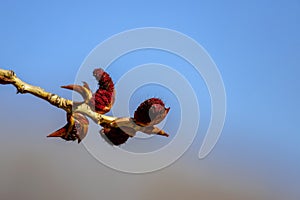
[47, 113, 89, 143]
[134, 98, 170, 126]
[100, 126, 136, 146]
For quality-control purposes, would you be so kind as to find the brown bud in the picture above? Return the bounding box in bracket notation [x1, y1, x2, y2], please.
[47, 113, 89, 143]
[134, 98, 170, 126]
[100, 126, 136, 146]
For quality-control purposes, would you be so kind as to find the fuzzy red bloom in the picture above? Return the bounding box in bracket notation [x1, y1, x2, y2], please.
[90, 89, 115, 114]
[93, 68, 114, 92]
[134, 98, 170, 126]
[90, 68, 115, 114]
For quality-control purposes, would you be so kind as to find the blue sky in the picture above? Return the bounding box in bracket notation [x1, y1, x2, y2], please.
[0, 1, 299, 199]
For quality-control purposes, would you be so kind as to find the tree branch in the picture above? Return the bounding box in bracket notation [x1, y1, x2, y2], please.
[0, 68, 169, 141]
[0, 69, 73, 112]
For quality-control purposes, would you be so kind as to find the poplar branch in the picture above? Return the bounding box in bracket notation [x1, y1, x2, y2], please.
[0, 69, 73, 112]
[0, 68, 168, 137]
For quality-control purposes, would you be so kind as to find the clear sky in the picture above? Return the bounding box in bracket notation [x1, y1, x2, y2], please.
[0, 1, 299, 200]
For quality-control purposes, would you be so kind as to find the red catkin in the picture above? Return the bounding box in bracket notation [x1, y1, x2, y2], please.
[134, 98, 170, 126]
[90, 68, 115, 114]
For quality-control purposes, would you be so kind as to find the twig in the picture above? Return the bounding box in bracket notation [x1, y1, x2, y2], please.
[0, 69, 168, 139]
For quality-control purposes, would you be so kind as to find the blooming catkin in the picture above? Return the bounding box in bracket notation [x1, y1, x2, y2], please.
[89, 68, 115, 114]
[93, 68, 114, 92]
